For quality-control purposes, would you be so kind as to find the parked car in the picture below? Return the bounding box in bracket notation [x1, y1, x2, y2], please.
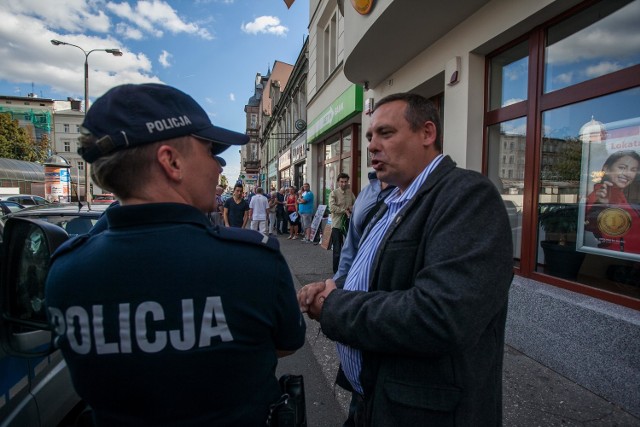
[0, 203, 108, 242]
[0, 194, 50, 206]
[0, 203, 108, 426]
[0, 200, 25, 215]
[92, 193, 117, 204]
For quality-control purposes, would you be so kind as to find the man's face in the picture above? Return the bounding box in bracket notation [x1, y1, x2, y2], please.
[233, 187, 243, 197]
[337, 177, 349, 190]
[186, 138, 222, 212]
[366, 100, 435, 191]
[303, 184, 310, 192]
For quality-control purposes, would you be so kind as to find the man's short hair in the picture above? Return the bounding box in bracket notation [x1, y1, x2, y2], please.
[87, 136, 191, 198]
[234, 184, 243, 191]
[337, 173, 349, 182]
[374, 92, 443, 151]
[255, 187, 264, 194]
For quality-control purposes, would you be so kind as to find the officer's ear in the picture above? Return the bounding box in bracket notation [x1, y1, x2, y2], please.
[157, 144, 184, 183]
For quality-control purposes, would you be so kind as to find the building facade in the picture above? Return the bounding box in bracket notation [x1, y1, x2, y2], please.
[325, 0, 640, 416]
[52, 99, 87, 198]
[259, 61, 294, 190]
[243, 73, 269, 190]
[307, 0, 364, 206]
[262, 38, 309, 192]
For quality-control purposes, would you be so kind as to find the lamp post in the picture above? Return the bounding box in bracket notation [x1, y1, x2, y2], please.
[50, 39, 122, 205]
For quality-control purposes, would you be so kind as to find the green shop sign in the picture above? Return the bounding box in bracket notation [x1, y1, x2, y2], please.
[307, 85, 363, 144]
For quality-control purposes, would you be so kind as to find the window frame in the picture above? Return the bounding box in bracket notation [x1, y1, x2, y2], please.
[484, 0, 640, 310]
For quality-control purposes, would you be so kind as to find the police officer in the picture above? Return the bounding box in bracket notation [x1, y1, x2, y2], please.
[45, 83, 305, 426]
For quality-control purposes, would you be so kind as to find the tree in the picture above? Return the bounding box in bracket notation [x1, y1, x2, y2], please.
[555, 137, 582, 181]
[219, 174, 228, 189]
[0, 113, 48, 162]
[35, 134, 51, 161]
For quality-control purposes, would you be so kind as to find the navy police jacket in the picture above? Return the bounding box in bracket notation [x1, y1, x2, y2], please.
[45, 203, 305, 427]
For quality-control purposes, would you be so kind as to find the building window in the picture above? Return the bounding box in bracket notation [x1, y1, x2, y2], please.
[76, 124, 81, 133]
[64, 141, 70, 152]
[64, 124, 69, 133]
[320, 127, 355, 206]
[485, 0, 640, 308]
[318, 10, 338, 84]
[77, 161, 84, 171]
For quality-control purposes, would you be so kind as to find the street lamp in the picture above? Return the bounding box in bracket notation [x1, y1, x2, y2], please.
[50, 39, 123, 205]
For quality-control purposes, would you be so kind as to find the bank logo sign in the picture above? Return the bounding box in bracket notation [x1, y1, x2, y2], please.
[307, 85, 363, 144]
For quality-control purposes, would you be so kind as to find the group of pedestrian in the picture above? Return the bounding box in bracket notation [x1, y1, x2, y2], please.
[219, 185, 285, 235]
[43, 83, 513, 427]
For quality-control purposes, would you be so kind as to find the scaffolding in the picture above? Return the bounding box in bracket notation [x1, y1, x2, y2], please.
[0, 105, 53, 143]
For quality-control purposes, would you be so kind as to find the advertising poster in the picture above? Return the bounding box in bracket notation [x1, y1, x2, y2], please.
[577, 117, 640, 261]
[44, 166, 71, 203]
[324, 162, 338, 206]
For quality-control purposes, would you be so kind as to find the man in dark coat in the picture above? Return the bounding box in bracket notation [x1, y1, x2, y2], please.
[276, 187, 288, 235]
[298, 93, 513, 426]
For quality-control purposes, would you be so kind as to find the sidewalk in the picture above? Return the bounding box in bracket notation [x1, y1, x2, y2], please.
[275, 233, 640, 426]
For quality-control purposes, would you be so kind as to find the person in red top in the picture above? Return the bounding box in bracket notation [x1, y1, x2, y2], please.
[586, 150, 640, 254]
[286, 186, 299, 239]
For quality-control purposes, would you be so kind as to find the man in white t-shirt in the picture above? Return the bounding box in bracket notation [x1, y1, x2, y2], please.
[249, 187, 269, 234]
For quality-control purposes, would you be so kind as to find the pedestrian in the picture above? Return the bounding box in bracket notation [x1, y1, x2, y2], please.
[329, 172, 355, 273]
[224, 183, 250, 228]
[249, 186, 269, 235]
[298, 92, 513, 426]
[45, 83, 305, 426]
[268, 190, 278, 235]
[286, 186, 299, 239]
[297, 182, 315, 242]
[276, 187, 288, 235]
[209, 185, 224, 226]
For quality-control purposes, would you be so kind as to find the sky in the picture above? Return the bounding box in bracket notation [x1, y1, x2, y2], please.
[0, 0, 309, 183]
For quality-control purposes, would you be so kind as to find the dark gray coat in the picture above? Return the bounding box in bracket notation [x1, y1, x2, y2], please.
[321, 156, 513, 426]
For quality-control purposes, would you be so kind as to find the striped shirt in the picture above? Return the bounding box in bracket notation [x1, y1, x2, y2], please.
[337, 154, 444, 395]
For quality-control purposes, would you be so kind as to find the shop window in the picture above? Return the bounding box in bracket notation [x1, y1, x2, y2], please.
[325, 133, 340, 161]
[537, 87, 640, 299]
[487, 118, 526, 263]
[489, 40, 529, 110]
[485, 0, 640, 308]
[544, 0, 640, 94]
[343, 129, 352, 153]
[321, 128, 356, 205]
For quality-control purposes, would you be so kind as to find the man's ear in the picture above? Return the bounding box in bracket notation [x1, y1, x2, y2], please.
[157, 144, 184, 182]
[422, 121, 438, 148]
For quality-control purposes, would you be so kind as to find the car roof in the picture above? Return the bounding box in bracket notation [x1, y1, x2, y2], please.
[1, 202, 108, 220]
[0, 194, 46, 199]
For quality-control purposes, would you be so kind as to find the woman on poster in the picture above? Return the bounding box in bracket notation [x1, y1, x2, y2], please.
[585, 150, 640, 254]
